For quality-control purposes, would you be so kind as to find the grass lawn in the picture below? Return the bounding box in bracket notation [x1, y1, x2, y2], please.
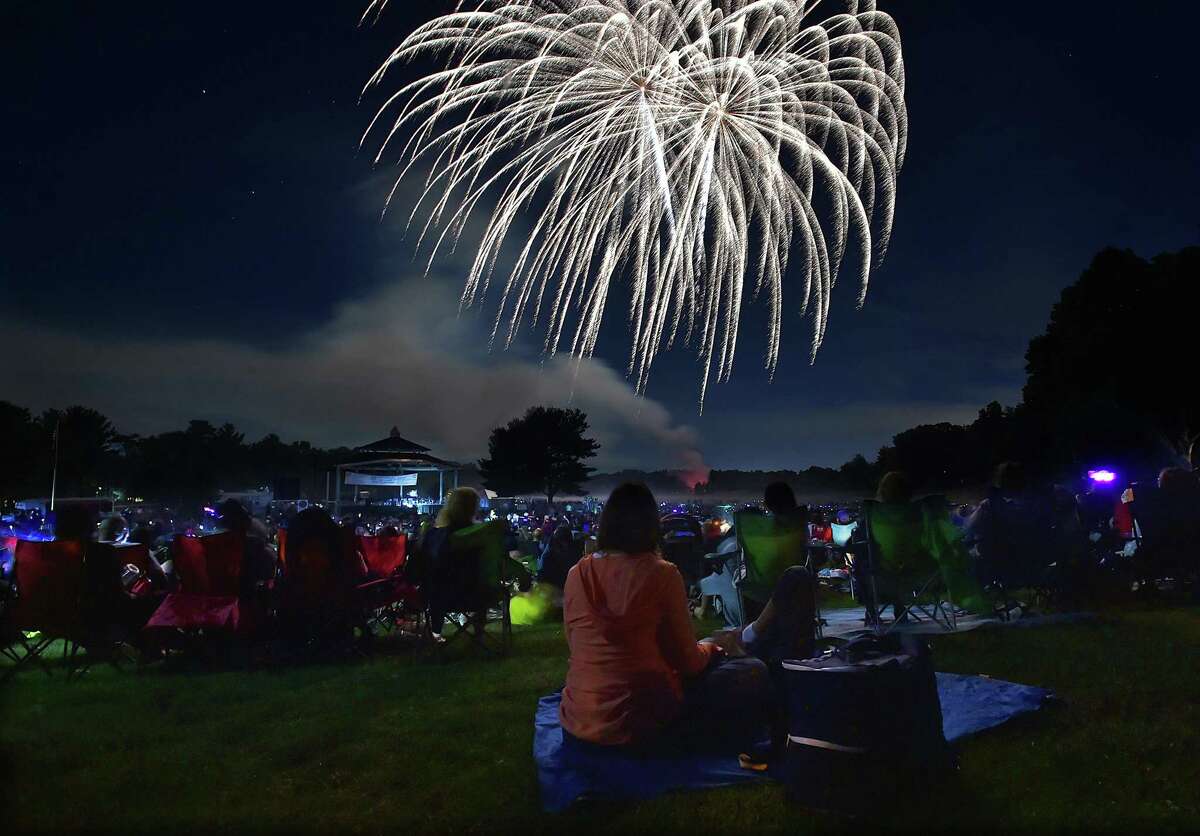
[3, 604, 1198, 834]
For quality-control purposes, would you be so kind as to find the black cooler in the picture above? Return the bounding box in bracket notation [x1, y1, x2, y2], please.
[780, 633, 952, 815]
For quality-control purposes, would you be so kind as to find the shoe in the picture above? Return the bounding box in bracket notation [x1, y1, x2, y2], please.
[738, 752, 770, 772]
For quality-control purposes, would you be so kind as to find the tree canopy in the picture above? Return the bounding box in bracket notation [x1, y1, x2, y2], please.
[478, 407, 599, 503]
[1022, 246, 1199, 472]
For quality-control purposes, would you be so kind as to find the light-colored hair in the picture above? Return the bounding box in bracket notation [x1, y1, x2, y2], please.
[436, 487, 480, 529]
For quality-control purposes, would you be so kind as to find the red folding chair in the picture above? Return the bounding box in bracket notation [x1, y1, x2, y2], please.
[275, 531, 363, 649]
[145, 531, 244, 636]
[355, 533, 423, 636]
[2, 540, 86, 680]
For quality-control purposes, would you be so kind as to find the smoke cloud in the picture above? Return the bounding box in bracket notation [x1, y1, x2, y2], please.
[4, 277, 709, 479]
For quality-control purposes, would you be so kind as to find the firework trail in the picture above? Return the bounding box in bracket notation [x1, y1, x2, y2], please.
[363, 0, 906, 406]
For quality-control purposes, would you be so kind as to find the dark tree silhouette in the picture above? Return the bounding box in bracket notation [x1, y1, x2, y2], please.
[0, 401, 45, 499]
[38, 406, 119, 498]
[478, 407, 599, 503]
[1023, 247, 1200, 474]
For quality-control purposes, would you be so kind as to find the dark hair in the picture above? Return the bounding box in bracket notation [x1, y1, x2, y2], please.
[287, 507, 346, 567]
[128, 525, 155, 546]
[764, 481, 798, 516]
[217, 499, 251, 532]
[1159, 467, 1199, 497]
[97, 514, 128, 543]
[993, 461, 1027, 494]
[876, 471, 913, 504]
[55, 506, 96, 542]
[598, 482, 660, 554]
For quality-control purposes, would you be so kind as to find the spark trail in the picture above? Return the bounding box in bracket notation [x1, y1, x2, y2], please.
[364, 0, 907, 407]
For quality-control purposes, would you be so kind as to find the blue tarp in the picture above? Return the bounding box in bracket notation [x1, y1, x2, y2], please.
[534, 673, 1053, 812]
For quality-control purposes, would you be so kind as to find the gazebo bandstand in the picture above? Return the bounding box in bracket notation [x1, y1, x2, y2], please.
[332, 428, 460, 517]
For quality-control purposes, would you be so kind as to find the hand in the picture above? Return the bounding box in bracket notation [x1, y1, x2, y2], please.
[709, 628, 746, 657]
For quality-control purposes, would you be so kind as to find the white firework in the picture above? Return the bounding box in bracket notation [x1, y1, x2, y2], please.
[363, 0, 906, 406]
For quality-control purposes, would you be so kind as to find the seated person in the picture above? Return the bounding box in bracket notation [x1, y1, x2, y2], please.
[1145, 467, 1200, 573]
[740, 482, 810, 622]
[277, 507, 358, 639]
[877, 470, 914, 505]
[764, 481, 808, 534]
[963, 461, 1030, 550]
[128, 524, 176, 591]
[216, 499, 278, 597]
[539, 523, 582, 589]
[54, 505, 97, 544]
[854, 471, 915, 618]
[560, 483, 772, 756]
[97, 514, 128, 544]
[420, 487, 495, 639]
[1159, 466, 1200, 500]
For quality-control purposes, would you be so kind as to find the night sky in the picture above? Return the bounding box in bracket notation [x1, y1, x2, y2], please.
[4, 1, 1198, 473]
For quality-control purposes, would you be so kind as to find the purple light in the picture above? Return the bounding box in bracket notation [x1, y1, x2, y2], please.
[1087, 469, 1117, 484]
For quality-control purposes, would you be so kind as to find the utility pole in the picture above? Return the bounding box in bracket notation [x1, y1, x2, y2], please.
[49, 416, 61, 512]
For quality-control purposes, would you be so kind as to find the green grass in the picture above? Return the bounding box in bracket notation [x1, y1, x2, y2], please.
[3, 606, 1198, 834]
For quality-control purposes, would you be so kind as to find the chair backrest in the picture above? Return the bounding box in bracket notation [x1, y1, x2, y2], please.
[358, 533, 407, 577]
[280, 538, 341, 612]
[11, 539, 85, 635]
[1128, 483, 1200, 569]
[972, 489, 1057, 569]
[861, 497, 943, 577]
[863, 496, 984, 607]
[831, 522, 857, 548]
[449, 520, 508, 590]
[113, 543, 154, 576]
[735, 511, 807, 601]
[172, 531, 244, 596]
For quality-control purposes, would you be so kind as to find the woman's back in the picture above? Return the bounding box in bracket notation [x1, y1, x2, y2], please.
[561, 551, 710, 745]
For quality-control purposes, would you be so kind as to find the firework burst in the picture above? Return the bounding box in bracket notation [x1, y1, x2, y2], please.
[363, 0, 907, 406]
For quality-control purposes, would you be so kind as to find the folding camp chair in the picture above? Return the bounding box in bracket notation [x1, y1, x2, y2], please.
[274, 531, 363, 651]
[858, 497, 963, 634]
[698, 537, 742, 627]
[734, 511, 824, 641]
[1126, 483, 1200, 590]
[145, 531, 245, 641]
[1, 539, 86, 681]
[434, 520, 512, 656]
[355, 533, 424, 634]
[968, 490, 1061, 618]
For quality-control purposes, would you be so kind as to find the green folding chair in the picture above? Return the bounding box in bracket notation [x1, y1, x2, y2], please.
[859, 496, 978, 633]
[734, 511, 822, 638]
[437, 520, 513, 656]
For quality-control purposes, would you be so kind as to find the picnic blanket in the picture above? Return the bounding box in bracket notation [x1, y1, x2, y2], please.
[534, 673, 1053, 812]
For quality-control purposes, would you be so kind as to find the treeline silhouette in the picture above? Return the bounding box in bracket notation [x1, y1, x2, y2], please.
[2, 246, 1195, 506]
[0, 407, 350, 507]
[697, 246, 1199, 495]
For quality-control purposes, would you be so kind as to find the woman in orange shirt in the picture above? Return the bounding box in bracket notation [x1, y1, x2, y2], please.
[560, 482, 772, 753]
